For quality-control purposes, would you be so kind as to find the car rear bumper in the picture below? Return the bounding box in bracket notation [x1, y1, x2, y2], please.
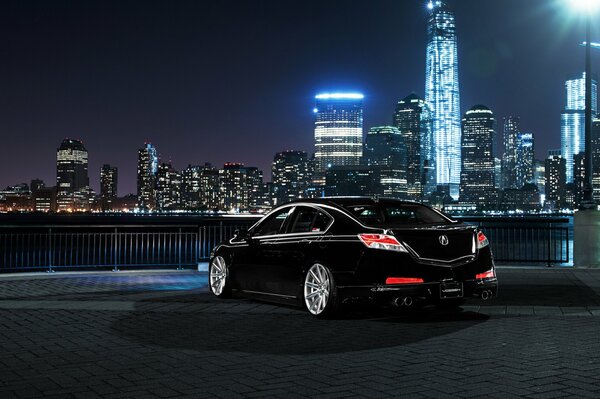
[337, 278, 498, 305]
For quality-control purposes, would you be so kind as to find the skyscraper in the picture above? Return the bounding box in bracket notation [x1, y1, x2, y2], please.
[363, 126, 407, 199]
[561, 73, 598, 182]
[56, 138, 90, 212]
[155, 162, 181, 211]
[181, 163, 220, 211]
[425, 0, 461, 199]
[219, 163, 263, 212]
[137, 143, 158, 211]
[592, 117, 600, 202]
[100, 164, 118, 211]
[392, 93, 434, 199]
[515, 132, 535, 188]
[272, 151, 311, 206]
[501, 116, 520, 189]
[459, 105, 496, 209]
[313, 92, 363, 186]
[545, 153, 566, 210]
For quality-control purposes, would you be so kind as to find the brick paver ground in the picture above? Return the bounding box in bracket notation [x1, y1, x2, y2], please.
[0, 267, 600, 398]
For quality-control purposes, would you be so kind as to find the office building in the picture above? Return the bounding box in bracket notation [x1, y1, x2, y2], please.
[515, 132, 534, 188]
[155, 163, 181, 211]
[272, 151, 311, 206]
[592, 117, 600, 202]
[459, 105, 496, 209]
[219, 163, 263, 212]
[501, 116, 520, 189]
[56, 138, 90, 212]
[100, 164, 118, 211]
[545, 153, 567, 210]
[313, 93, 363, 186]
[561, 73, 598, 182]
[137, 143, 158, 211]
[392, 94, 434, 199]
[425, 0, 461, 199]
[363, 126, 407, 199]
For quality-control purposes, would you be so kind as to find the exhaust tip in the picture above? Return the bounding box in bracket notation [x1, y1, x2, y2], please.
[481, 290, 492, 300]
[394, 296, 413, 307]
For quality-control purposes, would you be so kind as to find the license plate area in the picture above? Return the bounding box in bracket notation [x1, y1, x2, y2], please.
[440, 281, 463, 299]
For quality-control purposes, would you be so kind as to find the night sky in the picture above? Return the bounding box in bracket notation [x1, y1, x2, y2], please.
[1, 0, 598, 195]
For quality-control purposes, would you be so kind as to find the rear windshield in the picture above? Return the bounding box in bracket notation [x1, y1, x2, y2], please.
[343, 203, 451, 226]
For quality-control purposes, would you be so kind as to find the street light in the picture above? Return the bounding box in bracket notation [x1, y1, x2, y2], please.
[569, 0, 599, 208]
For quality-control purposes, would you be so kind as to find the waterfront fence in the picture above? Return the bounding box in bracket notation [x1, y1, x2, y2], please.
[0, 216, 571, 272]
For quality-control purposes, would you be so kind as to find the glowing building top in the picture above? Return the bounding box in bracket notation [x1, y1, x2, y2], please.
[425, 0, 461, 199]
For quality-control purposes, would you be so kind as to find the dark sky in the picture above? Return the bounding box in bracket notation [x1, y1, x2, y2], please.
[1, 0, 598, 195]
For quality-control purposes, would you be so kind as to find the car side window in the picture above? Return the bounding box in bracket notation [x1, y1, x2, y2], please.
[252, 208, 293, 236]
[289, 208, 331, 233]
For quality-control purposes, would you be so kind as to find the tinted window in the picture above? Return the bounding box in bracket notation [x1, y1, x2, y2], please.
[252, 207, 293, 236]
[343, 203, 449, 226]
[289, 207, 332, 233]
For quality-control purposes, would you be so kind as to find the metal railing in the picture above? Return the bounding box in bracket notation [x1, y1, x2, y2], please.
[0, 221, 255, 273]
[0, 216, 572, 272]
[459, 217, 571, 266]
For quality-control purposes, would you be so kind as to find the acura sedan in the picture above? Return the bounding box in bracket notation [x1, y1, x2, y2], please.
[209, 197, 498, 317]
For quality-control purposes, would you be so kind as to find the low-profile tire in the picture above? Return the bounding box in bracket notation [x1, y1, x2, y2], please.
[209, 255, 231, 298]
[436, 298, 465, 309]
[304, 263, 339, 318]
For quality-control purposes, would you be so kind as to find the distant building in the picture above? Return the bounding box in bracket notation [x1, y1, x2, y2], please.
[501, 116, 520, 189]
[155, 163, 181, 211]
[534, 160, 545, 197]
[313, 93, 363, 186]
[425, 0, 461, 199]
[573, 152, 586, 208]
[33, 187, 57, 212]
[392, 94, 434, 199]
[494, 158, 502, 190]
[272, 151, 311, 206]
[137, 143, 158, 211]
[363, 126, 407, 199]
[30, 179, 45, 192]
[515, 132, 534, 188]
[56, 138, 90, 212]
[545, 154, 567, 210]
[561, 73, 598, 182]
[460, 105, 497, 210]
[325, 166, 379, 197]
[592, 117, 600, 202]
[219, 163, 263, 212]
[499, 184, 540, 212]
[100, 164, 118, 211]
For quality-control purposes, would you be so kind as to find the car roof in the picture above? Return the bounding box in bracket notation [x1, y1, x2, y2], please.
[286, 197, 424, 208]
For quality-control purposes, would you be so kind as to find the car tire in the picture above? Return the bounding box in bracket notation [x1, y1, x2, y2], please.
[209, 255, 231, 298]
[303, 263, 339, 318]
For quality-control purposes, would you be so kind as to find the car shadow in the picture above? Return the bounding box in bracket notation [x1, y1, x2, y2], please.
[110, 294, 490, 356]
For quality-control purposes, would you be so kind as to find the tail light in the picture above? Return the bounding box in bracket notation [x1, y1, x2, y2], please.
[477, 231, 489, 249]
[386, 277, 424, 285]
[358, 234, 408, 253]
[476, 269, 495, 279]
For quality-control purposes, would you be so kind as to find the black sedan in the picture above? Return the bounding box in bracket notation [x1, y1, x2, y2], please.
[209, 197, 498, 317]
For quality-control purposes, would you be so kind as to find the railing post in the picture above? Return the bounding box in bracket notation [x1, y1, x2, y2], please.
[112, 227, 119, 272]
[547, 222, 552, 267]
[47, 227, 54, 273]
[177, 228, 183, 270]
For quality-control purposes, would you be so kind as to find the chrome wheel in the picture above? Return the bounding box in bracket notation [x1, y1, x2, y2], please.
[210, 256, 228, 296]
[304, 263, 331, 316]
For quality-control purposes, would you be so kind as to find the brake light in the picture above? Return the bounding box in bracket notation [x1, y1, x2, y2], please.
[358, 234, 408, 252]
[386, 277, 424, 284]
[475, 269, 495, 279]
[477, 231, 489, 249]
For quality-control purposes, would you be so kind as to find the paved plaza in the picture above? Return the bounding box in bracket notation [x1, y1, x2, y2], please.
[1, 267, 600, 398]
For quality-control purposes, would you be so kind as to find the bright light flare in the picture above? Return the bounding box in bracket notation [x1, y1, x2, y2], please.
[568, 0, 600, 12]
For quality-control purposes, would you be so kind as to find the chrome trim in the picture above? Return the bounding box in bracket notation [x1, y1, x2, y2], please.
[238, 289, 297, 300]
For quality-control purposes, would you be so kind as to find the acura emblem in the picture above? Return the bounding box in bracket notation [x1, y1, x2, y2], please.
[439, 235, 449, 246]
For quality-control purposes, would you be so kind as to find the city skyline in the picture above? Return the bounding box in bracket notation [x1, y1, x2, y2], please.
[1, 0, 599, 194]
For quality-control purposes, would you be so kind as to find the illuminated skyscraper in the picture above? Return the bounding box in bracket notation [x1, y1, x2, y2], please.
[392, 94, 434, 199]
[363, 126, 407, 199]
[56, 138, 90, 212]
[501, 116, 520, 189]
[272, 151, 311, 206]
[561, 73, 598, 182]
[593, 117, 600, 202]
[313, 93, 363, 186]
[515, 132, 535, 188]
[425, 0, 461, 199]
[459, 105, 496, 209]
[155, 162, 181, 211]
[545, 153, 566, 209]
[219, 163, 263, 212]
[137, 143, 158, 211]
[100, 164, 118, 211]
